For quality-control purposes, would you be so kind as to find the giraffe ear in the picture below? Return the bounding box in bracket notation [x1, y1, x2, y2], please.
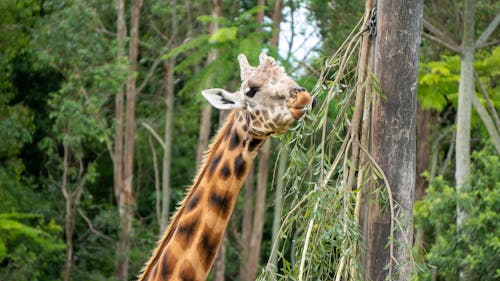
[201, 88, 245, 110]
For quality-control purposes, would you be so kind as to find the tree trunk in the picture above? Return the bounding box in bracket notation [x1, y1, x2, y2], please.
[268, 1, 284, 271]
[415, 104, 432, 201]
[113, 0, 126, 206]
[61, 145, 86, 281]
[116, 0, 141, 279]
[159, 0, 178, 234]
[239, 163, 255, 280]
[472, 93, 500, 154]
[246, 140, 271, 281]
[213, 235, 227, 281]
[62, 144, 73, 281]
[364, 1, 422, 280]
[269, 147, 287, 275]
[159, 59, 175, 233]
[456, 1, 475, 279]
[195, 0, 221, 170]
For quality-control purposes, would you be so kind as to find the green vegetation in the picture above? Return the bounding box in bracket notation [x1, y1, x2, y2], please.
[0, 0, 498, 280]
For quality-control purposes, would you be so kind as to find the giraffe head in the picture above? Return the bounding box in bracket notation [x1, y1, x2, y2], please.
[202, 53, 313, 136]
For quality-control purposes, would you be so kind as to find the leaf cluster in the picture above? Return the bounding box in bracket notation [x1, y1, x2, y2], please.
[415, 147, 500, 280]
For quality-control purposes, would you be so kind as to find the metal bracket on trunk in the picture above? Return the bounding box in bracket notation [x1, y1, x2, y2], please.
[366, 7, 377, 39]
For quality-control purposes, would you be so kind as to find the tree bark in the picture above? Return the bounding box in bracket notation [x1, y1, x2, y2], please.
[113, 0, 126, 206]
[246, 140, 271, 281]
[116, 0, 142, 279]
[61, 145, 85, 281]
[455, 2, 475, 280]
[195, 0, 221, 171]
[159, 59, 175, 233]
[269, 147, 287, 276]
[415, 104, 432, 201]
[472, 93, 500, 155]
[455, 0, 474, 237]
[239, 163, 255, 280]
[365, 1, 422, 280]
[159, 0, 179, 234]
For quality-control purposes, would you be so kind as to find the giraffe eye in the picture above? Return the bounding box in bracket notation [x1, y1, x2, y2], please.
[245, 87, 259, 98]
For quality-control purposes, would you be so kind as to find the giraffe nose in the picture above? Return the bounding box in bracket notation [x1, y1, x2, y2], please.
[290, 87, 306, 95]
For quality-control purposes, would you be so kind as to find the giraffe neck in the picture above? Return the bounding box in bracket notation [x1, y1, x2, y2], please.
[139, 111, 267, 281]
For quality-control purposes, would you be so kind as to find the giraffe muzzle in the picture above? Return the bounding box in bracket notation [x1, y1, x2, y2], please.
[289, 89, 313, 119]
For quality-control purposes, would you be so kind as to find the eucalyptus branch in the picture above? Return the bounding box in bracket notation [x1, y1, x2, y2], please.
[136, 53, 166, 94]
[61, 144, 70, 201]
[439, 131, 455, 175]
[422, 18, 460, 53]
[148, 136, 161, 226]
[474, 71, 500, 131]
[476, 39, 500, 49]
[422, 32, 460, 53]
[475, 13, 500, 49]
[78, 86, 114, 160]
[141, 122, 165, 150]
[77, 208, 113, 241]
[298, 199, 318, 281]
[472, 93, 500, 155]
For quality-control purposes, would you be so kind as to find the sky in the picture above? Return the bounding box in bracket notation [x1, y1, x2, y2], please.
[278, 2, 322, 64]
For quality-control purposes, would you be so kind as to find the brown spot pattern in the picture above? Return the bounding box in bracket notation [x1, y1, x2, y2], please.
[180, 261, 197, 281]
[208, 191, 232, 219]
[186, 191, 202, 210]
[198, 231, 220, 270]
[175, 217, 199, 248]
[159, 250, 176, 279]
[229, 130, 240, 150]
[220, 161, 231, 179]
[208, 153, 223, 178]
[234, 154, 246, 179]
[248, 138, 263, 151]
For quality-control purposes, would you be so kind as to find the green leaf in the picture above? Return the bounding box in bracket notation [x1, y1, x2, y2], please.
[209, 27, 238, 43]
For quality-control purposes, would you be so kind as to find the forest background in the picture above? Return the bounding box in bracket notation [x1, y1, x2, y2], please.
[0, 0, 499, 280]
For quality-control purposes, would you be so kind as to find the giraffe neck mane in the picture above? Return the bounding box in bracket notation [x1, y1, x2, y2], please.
[139, 110, 267, 281]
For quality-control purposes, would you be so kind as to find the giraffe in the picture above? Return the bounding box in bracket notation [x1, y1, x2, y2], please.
[138, 53, 313, 281]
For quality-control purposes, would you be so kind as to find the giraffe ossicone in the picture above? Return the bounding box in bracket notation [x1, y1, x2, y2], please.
[139, 53, 313, 281]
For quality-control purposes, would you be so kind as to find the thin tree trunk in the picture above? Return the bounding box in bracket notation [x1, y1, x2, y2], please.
[472, 93, 500, 154]
[454, 2, 477, 275]
[239, 163, 255, 280]
[148, 137, 161, 226]
[365, 1, 422, 280]
[268, 1, 283, 275]
[243, 3, 283, 279]
[269, 147, 287, 275]
[159, 59, 175, 233]
[159, 0, 179, 234]
[246, 140, 271, 281]
[114, 0, 126, 212]
[62, 144, 73, 281]
[455, 6, 474, 277]
[415, 104, 432, 201]
[271, 0, 282, 47]
[62, 145, 86, 281]
[116, 0, 142, 279]
[195, 0, 221, 171]
[415, 104, 432, 252]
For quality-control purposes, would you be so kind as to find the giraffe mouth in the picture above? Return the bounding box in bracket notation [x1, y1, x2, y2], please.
[289, 91, 313, 119]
